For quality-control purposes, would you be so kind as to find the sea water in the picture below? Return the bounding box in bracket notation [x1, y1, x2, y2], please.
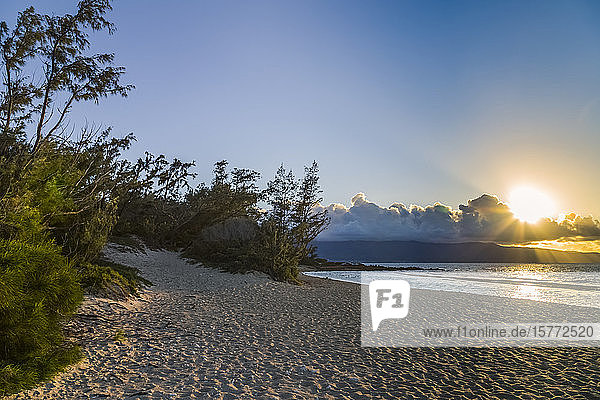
[303, 263, 600, 309]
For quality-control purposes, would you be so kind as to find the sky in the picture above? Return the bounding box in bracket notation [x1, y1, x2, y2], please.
[2, 0, 600, 246]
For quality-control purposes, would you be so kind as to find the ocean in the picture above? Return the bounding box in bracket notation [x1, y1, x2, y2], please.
[303, 263, 600, 309]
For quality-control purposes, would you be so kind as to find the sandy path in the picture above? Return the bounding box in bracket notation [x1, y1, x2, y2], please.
[9, 244, 600, 399]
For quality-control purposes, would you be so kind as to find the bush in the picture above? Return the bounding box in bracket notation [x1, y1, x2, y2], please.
[180, 161, 329, 284]
[0, 239, 82, 396]
[79, 259, 152, 299]
[247, 221, 299, 283]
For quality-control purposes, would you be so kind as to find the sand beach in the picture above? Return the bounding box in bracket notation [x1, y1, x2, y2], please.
[9, 244, 600, 399]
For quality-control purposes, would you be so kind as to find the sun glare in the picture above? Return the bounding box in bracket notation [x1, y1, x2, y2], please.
[509, 186, 556, 223]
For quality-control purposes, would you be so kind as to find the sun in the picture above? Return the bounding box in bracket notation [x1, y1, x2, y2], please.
[508, 186, 556, 223]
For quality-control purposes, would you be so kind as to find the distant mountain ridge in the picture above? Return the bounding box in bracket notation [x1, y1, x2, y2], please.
[314, 240, 600, 263]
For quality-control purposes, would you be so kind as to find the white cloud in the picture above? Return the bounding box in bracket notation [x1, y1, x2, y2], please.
[316, 193, 600, 244]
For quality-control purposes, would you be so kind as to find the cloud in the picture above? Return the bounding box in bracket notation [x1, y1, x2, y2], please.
[316, 193, 600, 244]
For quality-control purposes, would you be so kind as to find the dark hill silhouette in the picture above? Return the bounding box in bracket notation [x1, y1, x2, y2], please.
[314, 240, 600, 263]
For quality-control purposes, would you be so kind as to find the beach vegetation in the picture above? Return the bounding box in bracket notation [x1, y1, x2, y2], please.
[0, 0, 328, 395]
[1, 0, 154, 393]
[112, 328, 127, 344]
[181, 161, 329, 283]
[0, 237, 82, 396]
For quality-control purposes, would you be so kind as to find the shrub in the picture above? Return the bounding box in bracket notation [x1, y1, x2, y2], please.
[181, 161, 329, 283]
[79, 259, 152, 299]
[0, 239, 82, 396]
[253, 221, 301, 283]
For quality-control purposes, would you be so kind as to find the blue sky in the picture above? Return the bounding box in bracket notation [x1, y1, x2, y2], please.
[2, 0, 600, 217]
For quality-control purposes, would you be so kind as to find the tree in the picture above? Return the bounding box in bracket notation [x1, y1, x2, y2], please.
[258, 162, 329, 282]
[292, 161, 329, 261]
[0, 0, 201, 263]
[0, 0, 135, 259]
[1, 0, 132, 155]
[112, 151, 196, 245]
[0, 2, 142, 394]
[173, 160, 262, 246]
[266, 164, 298, 232]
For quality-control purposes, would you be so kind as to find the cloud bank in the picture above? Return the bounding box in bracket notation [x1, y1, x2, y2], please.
[316, 193, 600, 245]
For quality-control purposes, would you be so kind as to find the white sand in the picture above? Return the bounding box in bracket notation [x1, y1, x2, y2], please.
[8, 243, 600, 399]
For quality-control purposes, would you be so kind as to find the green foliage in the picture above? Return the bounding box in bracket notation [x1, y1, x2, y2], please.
[186, 161, 329, 283]
[186, 236, 259, 274]
[253, 220, 301, 283]
[112, 328, 127, 344]
[79, 259, 152, 300]
[250, 162, 329, 282]
[0, 130, 135, 264]
[0, 0, 145, 266]
[292, 161, 329, 262]
[112, 153, 196, 246]
[0, 238, 82, 396]
[0, 0, 330, 391]
[0, 1, 157, 394]
[173, 161, 262, 246]
[0, 344, 81, 397]
[0, 197, 47, 243]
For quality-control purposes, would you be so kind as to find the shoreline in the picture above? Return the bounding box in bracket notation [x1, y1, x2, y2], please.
[302, 268, 600, 311]
[10, 245, 600, 399]
[299, 263, 443, 272]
